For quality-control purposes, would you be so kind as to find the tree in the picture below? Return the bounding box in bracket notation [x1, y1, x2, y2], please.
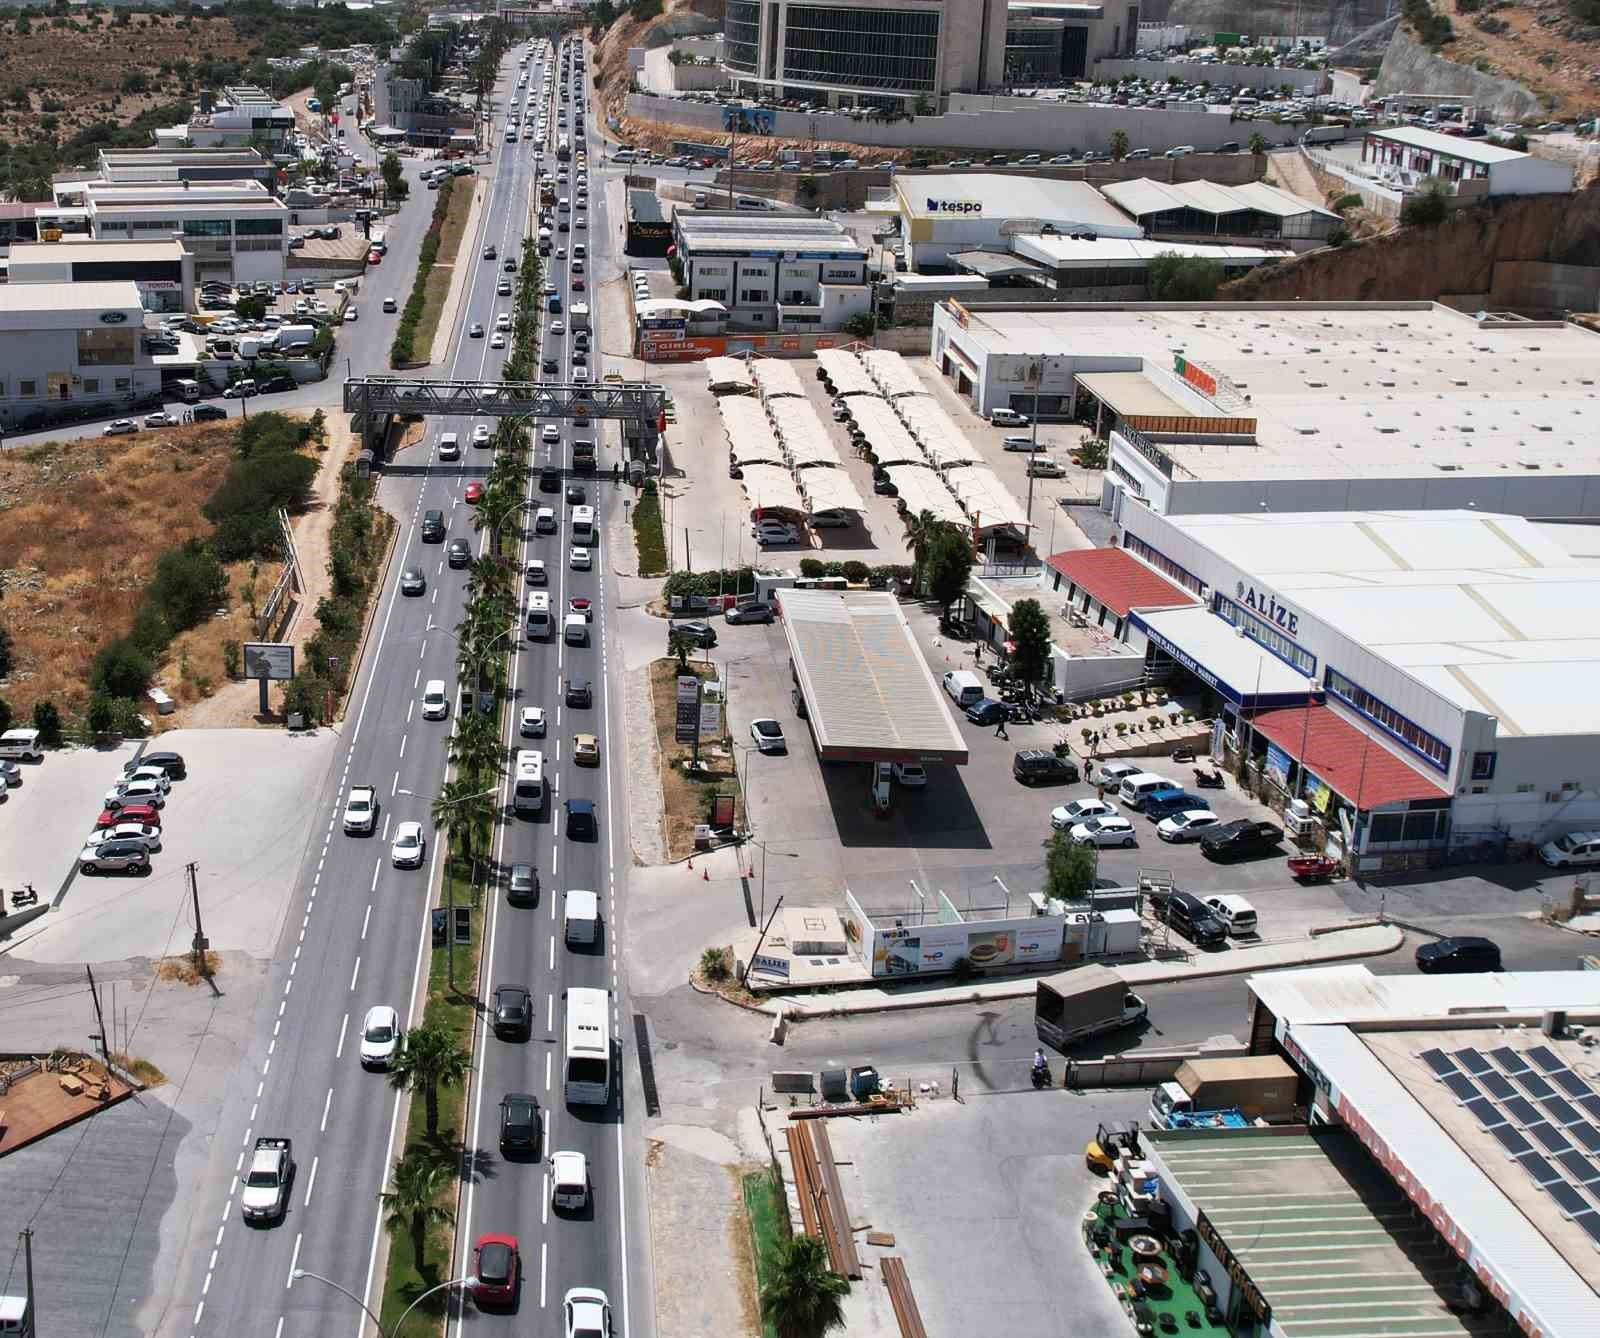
[1400, 180, 1450, 227]
[1008, 598, 1051, 698]
[386, 1022, 473, 1142]
[1109, 129, 1130, 161]
[380, 1147, 455, 1273]
[431, 777, 496, 879]
[1146, 252, 1224, 302]
[760, 1234, 848, 1338]
[447, 708, 500, 778]
[0, 620, 13, 678]
[92, 638, 154, 700]
[668, 632, 693, 669]
[380, 150, 408, 202]
[1075, 438, 1109, 470]
[1247, 132, 1268, 156]
[235, 294, 267, 322]
[902, 509, 946, 592]
[149, 540, 228, 632]
[1043, 830, 1098, 902]
[86, 693, 117, 740]
[0, 696, 11, 734]
[32, 700, 62, 748]
[924, 529, 974, 620]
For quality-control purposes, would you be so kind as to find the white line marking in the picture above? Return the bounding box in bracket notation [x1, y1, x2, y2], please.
[321, 1086, 334, 1132]
[285, 1231, 302, 1290]
[545, 1049, 552, 1092]
[304, 1155, 320, 1206]
[362, 903, 373, 940]
[336, 1013, 349, 1059]
[349, 956, 361, 991]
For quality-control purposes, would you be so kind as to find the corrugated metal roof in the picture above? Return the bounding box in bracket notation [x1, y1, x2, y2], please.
[8, 239, 186, 267]
[777, 590, 969, 762]
[899, 173, 1139, 236]
[1101, 176, 1337, 222]
[1250, 965, 1600, 1027]
[0, 279, 143, 314]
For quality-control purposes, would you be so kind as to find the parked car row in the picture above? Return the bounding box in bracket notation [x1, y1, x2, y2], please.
[83, 751, 187, 875]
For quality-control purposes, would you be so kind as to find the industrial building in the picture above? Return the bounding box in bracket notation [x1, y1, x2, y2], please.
[670, 212, 871, 334]
[0, 281, 160, 432]
[1131, 966, 1600, 1338]
[1361, 126, 1575, 198]
[92, 148, 278, 196]
[153, 86, 295, 150]
[1099, 177, 1342, 249]
[3, 239, 194, 314]
[928, 300, 1600, 519]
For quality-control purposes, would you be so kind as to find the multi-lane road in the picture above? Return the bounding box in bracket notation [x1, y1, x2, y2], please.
[173, 35, 649, 1338]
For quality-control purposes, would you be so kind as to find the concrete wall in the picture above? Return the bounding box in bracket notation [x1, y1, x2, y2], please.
[641, 47, 725, 94]
[1374, 29, 1543, 123]
[1093, 59, 1328, 94]
[623, 90, 1302, 155]
[1491, 260, 1600, 312]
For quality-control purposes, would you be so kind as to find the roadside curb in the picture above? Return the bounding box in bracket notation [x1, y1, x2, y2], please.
[333, 505, 400, 723]
[687, 971, 769, 1015]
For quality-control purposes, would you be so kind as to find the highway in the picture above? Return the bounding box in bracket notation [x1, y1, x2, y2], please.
[175, 33, 648, 1338]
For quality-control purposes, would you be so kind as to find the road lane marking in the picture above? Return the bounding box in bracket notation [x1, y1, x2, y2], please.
[362, 903, 372, 939]
[285, 1232, 302, 1291]
[336, 1013, 349, 1059]
[349, 956, 361, 991]
[304, 1155, 320, 1207]
[545, 1049, 552, 1092]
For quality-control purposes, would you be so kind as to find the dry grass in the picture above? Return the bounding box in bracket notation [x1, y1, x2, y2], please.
[414, 177, 477, 360]
[154, 951, 223, 986]
[109, 1052, 167, 1087]
[648, 657, 740, 860]
[0, 426, 240, 718]
[156, 559, 283, 715]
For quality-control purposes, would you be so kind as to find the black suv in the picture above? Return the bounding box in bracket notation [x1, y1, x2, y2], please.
[421, 509, 446, 542]
[1417, 936, 1502, 974]
[499, 1092, 541, 1157]
[126, 750, 186, 780]
[539, 466, 562, 493]
[492, 984, 533, 1038]
[1012, 749, 1079, 785]
[1148, 888, 1228, 949]
[566, 675, 592, 708]
[192, 405, 227, 423]
[565, 798, 597, 841]
[1200, 819, 1284, 861]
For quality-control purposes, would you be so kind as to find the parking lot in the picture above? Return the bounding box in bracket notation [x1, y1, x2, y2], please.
[1, 728, 337, 964]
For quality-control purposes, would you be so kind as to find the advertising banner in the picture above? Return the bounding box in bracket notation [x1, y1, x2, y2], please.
[871, 919, 1065, 977]
[674, 675, 700, 744]
[722, 107, 776, 135]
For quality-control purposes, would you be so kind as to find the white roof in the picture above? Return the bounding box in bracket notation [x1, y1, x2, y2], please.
[894, 395, 983, 468]
[1100, 176, 1339, 222]
[750, 357, 805, 400]
[0, 279, 145, 331]
[1136, 605, 1324, 699]
[847, 396, 922, 465]
[898, 173, 1140, 236]
[7, 239, 187, 267]
[739, 464, 804, 515]
[796, 465, 864, 514]
[942, 465, 1030, 530]
[1010, 233, 1286, 269]
[1248, 964, 1600, 1027]
[768, 398, 842, 468]
[719, 394, 783, 466]
[815, 347, 879, 397]
[860, 348, 924, 398]
[885, 465, 967, 526]
[705, 355, 754, 393]
[1367, 125, 1529, 165]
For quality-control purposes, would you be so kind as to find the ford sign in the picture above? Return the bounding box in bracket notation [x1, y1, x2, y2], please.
[99, 311, 129, 324]
[925, 198, 982, 214]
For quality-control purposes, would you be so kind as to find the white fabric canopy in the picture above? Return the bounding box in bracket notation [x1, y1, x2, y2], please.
[848, 396, 922, 466]
[944, 465, 1030, 530]
[862, 348, 925, 398]
[797, 465, 865, 514]
[750, 358, 805, 400]
[740, 464, 805, 516]
[705, 356, 754, 394]
[720, 395, 784, 467]
[885, 465, 967, 526]
[769, 397, 842, 468]
[815, 348, 879, 398]
[896, 394, 984, 468]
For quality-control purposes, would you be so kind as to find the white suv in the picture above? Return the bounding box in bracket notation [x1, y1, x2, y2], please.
[421, 680, 449, 720]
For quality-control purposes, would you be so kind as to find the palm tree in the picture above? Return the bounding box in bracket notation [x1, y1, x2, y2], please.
[473, 487, 524, 555]
[381, 1146, 455, 1272]
[901, 509, 947, 594]
[1109, 129, 1130, 162]
[387, 1022, 474, 1143]
[467, 554, 514, 609]
[449, 708, 501, 776]
[760, 1235, 848, 1338]
[1248, 131, 1268, 157]
[432, 776, 497, 879]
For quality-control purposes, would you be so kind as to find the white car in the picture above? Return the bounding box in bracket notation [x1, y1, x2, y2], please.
[570, 546, 591, 570]
[390, 820, 426, 868]
[103, 418, 138, 436]
[474, 424, 492, 446]
[752, 520, 801, 547]
[1051, 798, 1117, 829]
[550, 1151, 590, 1210]
[542, 425, 561, 444]
[550, 320, 565, 335]
[85, 822, 162, 852]
[490, 332, 506, 348]
[564, 1288, 611, 1338]
[359, 1005, 400, 1068]
[105, 778, 166, 809]
[750, 719, 786, 753]
[144, 411, 176, 428]
[891, 762, 926, 787]
[1070, 816, 1138, 848]
[421, 679, 449, 720]
[1202, 894, 1258, 936]
[520, 706, 547, 737]
[123, 765, 172, 793]
[496, 313, 512, 331]
[439, 434, 461, 461]
[525, 558, 547, 585]
[1156, 810, 1221, 843]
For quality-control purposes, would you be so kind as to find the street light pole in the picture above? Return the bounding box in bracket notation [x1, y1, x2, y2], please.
[291, 1268, 477, 1338]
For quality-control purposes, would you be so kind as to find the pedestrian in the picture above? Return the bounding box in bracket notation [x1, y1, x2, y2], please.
[1084, 757, 1094, 782]
[995, 720, 1009, 741]
[951, 1067, 962, 1104]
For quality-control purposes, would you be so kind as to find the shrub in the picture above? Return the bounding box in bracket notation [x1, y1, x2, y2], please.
[841, 560, 870, 585]
[149, 540, 228, 633]
[1326, 226, 1349, 247]
[92, 639, 154, 699]
[799, 558, 825, 579]
[1333, 192, 1363, 212]
[699, 946, 731, 982]
[31, 699, 62, 747]
[1400, 181, 1450, 227]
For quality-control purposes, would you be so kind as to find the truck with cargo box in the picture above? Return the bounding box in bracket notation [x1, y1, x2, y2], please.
[1034, 964, 1148, 1052]
[1149, 1055, 1298, 1128]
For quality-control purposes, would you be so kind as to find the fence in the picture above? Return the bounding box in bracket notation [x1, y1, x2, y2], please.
[1066, 1044, 1248, 1090]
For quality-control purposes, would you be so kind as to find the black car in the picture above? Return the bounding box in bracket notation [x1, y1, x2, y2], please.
[539, 466, 562, 493]
[421, 509, 446, 542]
[1199, 819, 1284, 861]
[669, 620, 717, 649]
[400, 567, 427, 596]
[259, 375, 295, 394]
[965, 698, 1006, 726]
[565, 798, 597, 840]
[1012, 749, 1079, 785]
[492, 983, 533, 1038]
[566, 675, 592, 708]
[126, 750, 186, 780]
[566, 483, 586, 505]
[483, 244, 497, 260]
[447, 538, 472, 567]
[1416, 936, 1503, 974]
[1148, 888, 1228, 950]
[192, 404, 227, 422]
[508, 862, 539, 905]
[499, 1092, 541, 1156]
[725, 602, 774, 625]
[503, 257, 517, 272]
[542, 356, 559, 373]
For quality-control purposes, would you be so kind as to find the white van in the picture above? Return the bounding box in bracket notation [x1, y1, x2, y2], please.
[1540, 831, 1600, 868]
[525, 591, 552, 639]
[0, 728, 43, 761]
[438, 431, 460, 460]
[421, 679, 449, 720]
[564, 888, 599, 944]
[563, 613, 589, 646]
[1119, 772, 1176, 808]
[535, 506, 557, 534]
[941, 669, 984, 708]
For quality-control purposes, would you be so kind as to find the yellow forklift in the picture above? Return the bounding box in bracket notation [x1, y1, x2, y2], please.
[1085, 1120, 1142, 1175]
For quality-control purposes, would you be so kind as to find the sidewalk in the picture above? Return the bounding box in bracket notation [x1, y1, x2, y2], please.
[753, 921, 1404, 1019]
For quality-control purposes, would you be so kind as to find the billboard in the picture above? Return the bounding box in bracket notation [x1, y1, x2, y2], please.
[674, 140, 729, 159]
[870, 919, 1065, 977]
[642, 333, 842, 363]
[722, 107, 775, 135]
[674, 675, 700, 744]
[243, 642, 295, 681]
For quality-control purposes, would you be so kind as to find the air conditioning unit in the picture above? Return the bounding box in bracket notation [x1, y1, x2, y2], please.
[1287, 799, 1311, 822]
[1286, 813, 1317, 836]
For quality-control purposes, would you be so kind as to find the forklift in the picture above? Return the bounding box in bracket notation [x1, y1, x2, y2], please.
[1085, 1120, 1142, 1175]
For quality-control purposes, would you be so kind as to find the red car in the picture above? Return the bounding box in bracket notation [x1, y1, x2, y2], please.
[464, 481, 485, 504]
[472, 1232, 520, 1307]
[367, 250, 382, 264]
[572, 277, 586, 291]
[97, 803, 162, 829]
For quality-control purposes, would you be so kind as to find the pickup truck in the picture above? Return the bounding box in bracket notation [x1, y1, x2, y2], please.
[1199, 818, 1283, 861]
[241, 1136, 293, 1224]
[343, 783, 377, 835]
[1034, 964, 1148, 1051]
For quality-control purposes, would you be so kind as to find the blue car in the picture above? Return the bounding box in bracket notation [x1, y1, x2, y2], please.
[964, 698, 1007, 726]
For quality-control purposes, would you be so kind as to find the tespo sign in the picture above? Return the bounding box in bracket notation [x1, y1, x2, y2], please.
[924, 198, 982, 214]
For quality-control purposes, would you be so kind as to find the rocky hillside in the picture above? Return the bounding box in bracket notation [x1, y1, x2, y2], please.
[1163, 0, 1398, 48]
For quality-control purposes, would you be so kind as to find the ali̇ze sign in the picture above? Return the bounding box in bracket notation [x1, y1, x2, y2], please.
[1235, 581, 1300, 636]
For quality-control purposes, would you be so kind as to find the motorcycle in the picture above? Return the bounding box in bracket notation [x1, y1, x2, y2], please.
[1031, 1061, 1053, 1089]
[1171, 746, 1197, 764]
[1193, 766, 1225, 790]
[1004, 702, 1035, 725]
[8, 885, 40, 910]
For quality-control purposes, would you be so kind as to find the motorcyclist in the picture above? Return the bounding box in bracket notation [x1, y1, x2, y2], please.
[1032, 1048, 1048, 1076]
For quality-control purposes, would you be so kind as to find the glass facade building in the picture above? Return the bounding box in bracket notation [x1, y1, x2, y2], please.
[725, 0, 761, 73]
[781, 5, 941, 93]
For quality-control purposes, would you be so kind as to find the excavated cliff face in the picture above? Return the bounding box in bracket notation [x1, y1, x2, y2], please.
[1374, 29, 1545, 121]
[1221, 187, 1600, 302]
[1164, 0, 1396, 48]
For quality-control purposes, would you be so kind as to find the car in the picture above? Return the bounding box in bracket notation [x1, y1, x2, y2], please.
[573, 732, 600, 766]
[669, 620, 717, 648]
[471, 423, 492, 448]
[366, 249, 382, 265]
[570, 546, 591, 570]
[79, 839, 152, 875]
[567, 675, 592, 708]
[543, 356, 560, 373]
[472, 1233, 521, 1308]
[990, 408, 1029, 427]
[105, 778, 166, 809]
[1051, 797, 1117, 829]
[1538, 830, 1600, 867]
[383, 296, 398, 312]
[359, 1005, 401, 1068]
[525, 559, 548, 587]
[484, 244, 498, 259]
[127, 750, 186, 780]
[499, 1091, 541, 1155]
[1002, 435, 1043, 452]
[447, 539, 472, 567]
[752, 520, 801, 547]
[964, 698, 1007, 726]
[1416, 935, 1503, 974]
[85, 822, 162, 853]
[192, 404, 228, 422]
[492, 984, 533, 1038]
[1094, 760, 1143, 794]
[566, 482, 586, 504]
[1199, 819, 1283, 860]
[892, 761, 927, 787]
[421, 679, 449, 720]
[550, 1150, 590, 1211]
[1027, 456, 1066, 478]
[750, 719, 786, 753]
[1070, 816, 1138, 848]
[520, 706, 546, 737]
[565, 798, 597, 840]
[504, 257, 518, 272]
[725, 601, 774, 625]
[401, 567, 427, 596]
[550, 320, 565, 335]
[1201, 894, 1258, 936]
[103, 419, 137, 436]
[97, 802, 160, 830]
[569, 597, 593, 621]
[144, 411, 176, 428]
[542, 424, 561, 445]
[390, 821, 426, 868]
[490, 332, 506, 348]
[1156, 810, 1222, 842]
[508, 862, 539, 905]
[564, 1287, 611, 1338]
[1013, 749, 1080, 785]
[469, 322, 485, 337]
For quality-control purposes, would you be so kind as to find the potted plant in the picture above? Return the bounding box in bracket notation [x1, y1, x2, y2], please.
[1114, 722, 1128, 738]
[1148, 714, 1162, 732]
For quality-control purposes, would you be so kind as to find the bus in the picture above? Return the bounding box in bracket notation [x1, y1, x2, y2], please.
[571, 505, 596, 545]
[513, 749, 545, 816]
[557, 134, 571, 162]
[525, 590, 552, 639]
[563, 987, 610, 1105]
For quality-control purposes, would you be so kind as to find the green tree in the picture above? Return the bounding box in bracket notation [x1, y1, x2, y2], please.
[1043, 829, 1098, 902]
[901, 509, 945, 592]
[380, 1146, 455, 1273]
[149, 540, 228, 633]
[380, 150, 408, 202]
[1008, 598, 1052, 698]
[386, 1022, 473, 1142]
[924, 528, 974, 620]
[31, 700, 62, 747]
[760, 1234, 849, 1338]
[0, 621, 12, 678]
[447, 707, 501, 779]
[431, 777, 496, 880]
[1146, 252, 1224, 301]
[1400, 180, 1450, 227]
[1247, 132, 1268, 156]
[668, 632, 693, 669]
[1076, 437, 1109, 470]
[92, 638, 154, 700]
[1109, 129, 1130, 161]
[86, 693, 117, 740]
[235, 293, 267, 321]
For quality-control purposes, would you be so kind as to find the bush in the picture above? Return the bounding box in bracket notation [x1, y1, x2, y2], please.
[662, 568, 757, 600]
[92, 639, 155, 699]
[149, 540, 228, 633]
[1333, 193, 1363, 212]
[699, 946, 732, 981]
[798, 558, 825, 579]
[86, 693, 117, 739]
[1400, 182, 1450, 227]
[32, 700, 62, 747]
[1326, 226, 1350, 247]
[841, 560, 870, 584]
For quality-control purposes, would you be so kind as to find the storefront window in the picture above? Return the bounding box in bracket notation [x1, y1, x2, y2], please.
[77, 328, 135, 366]
[1214, 594, 1316, 678]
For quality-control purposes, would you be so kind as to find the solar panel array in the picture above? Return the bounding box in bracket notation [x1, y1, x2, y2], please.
[1422, 1042, 1600, 1246]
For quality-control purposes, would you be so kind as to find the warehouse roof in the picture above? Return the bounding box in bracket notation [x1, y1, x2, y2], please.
[1366, 125, 1529, 165]
[898, 174, 1139, 236]
[6, 239, 187, 267]
[949, 249, 1043, 278]
[0, 280, 144, 328]
[1101, 177, 1339, 222]
[777, 590, 969, 764]
[1011, 234, 1286, 269]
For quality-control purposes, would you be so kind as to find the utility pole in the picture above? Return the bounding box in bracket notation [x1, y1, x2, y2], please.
[86, 964, 110, 1067]
[187, 862, 210, 978]
[19, 1228, 35, 1333]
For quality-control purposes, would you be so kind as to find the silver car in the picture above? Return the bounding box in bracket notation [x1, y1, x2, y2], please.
[79, 839, 152, 875]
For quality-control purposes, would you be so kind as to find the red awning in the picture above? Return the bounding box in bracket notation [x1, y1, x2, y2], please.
[1044, 548, 1196, 618]
[1250, 705, 1448, 810]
